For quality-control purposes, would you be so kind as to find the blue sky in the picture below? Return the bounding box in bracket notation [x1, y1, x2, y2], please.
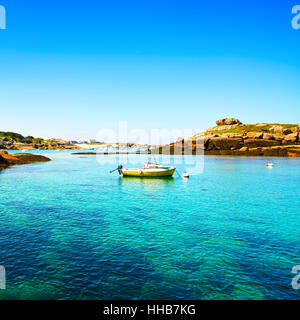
[0, 0, 299, 141]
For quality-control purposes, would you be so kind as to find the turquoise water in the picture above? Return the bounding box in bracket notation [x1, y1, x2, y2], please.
[0, 151, 299, 300]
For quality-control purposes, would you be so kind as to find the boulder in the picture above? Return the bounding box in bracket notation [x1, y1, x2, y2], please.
[247, 132, 263, 139]
[283, 128, 293, 135]
[273, 134, 285, 141]
[262, 133, 274, 140]
[283, 133, 298, 143]
[216, 118, 242, 126]
[292, 126, 300, 133]
[0, 154, 9, 168]
[270, 125, 283, 134]
[0, 151, 51, 168]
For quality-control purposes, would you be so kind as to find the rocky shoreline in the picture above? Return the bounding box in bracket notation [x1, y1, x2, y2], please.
[0, 151, 51, 169]
[2, 118, 300, 158]
[153, 118, 300, 157]
[0, 140, 79, 150]
[0, 132, 79, 150]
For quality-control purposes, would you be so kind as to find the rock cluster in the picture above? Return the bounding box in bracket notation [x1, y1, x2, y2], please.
[152, 119, 300, 157]
[0, 139, 79, 150]
[0, 151, 51, 169]
[0, 153, 9, 168]
[216, 118, 242, 126]
[205, 126, 299, 151]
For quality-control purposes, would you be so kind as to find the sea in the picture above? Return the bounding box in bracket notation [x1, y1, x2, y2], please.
[0, 150, 299, 300]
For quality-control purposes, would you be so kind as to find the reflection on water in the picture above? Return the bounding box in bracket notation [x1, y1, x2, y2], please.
[119, 176, 174, 191]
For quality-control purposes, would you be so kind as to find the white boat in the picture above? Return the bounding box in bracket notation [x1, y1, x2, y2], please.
[143, 162, 169, 169]
[120, 165, 176, 177]
[110, 158, 176, 177]
[266, 162, 274, 167]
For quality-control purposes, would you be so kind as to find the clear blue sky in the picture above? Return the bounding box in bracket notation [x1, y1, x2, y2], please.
[0, 0, 299, 141]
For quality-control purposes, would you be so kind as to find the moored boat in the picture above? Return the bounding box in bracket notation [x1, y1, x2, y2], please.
[121, 166, 176, 177]
[110, 163, 176, 177]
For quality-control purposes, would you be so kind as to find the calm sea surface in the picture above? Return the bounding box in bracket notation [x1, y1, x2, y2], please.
[0, 151, 299, 300]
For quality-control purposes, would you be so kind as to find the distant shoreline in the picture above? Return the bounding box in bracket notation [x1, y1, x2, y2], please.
[74, 143, 148, 150]
[1, 118, 300, 157]
[72, 145, 300, 158]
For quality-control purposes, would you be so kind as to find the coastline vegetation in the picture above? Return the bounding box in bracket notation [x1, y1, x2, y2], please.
[0, 131, 44, 144]
[1, 119, 300, 156]
[205, 123, 299, 135]
[0, 131, 76, 150]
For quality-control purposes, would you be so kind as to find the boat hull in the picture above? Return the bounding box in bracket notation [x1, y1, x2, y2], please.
[121, 167, 176, 177]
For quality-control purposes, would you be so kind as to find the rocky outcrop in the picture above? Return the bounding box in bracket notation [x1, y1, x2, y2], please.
[262, 133, 274, 140]
[0, 151, 51, 169]
[0, 154, 9, 169]
[152, 119, 300, 157]
[246, 132, 263, 139]
[283, 133, 299, 144]
[216, 118, 242, 126]
[205, 145, 300, 157]
[0, 133, 79, 150]
[206, 137, 244, 150]
[204, 121, 299, 151]
[0, 141, 79, 150]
